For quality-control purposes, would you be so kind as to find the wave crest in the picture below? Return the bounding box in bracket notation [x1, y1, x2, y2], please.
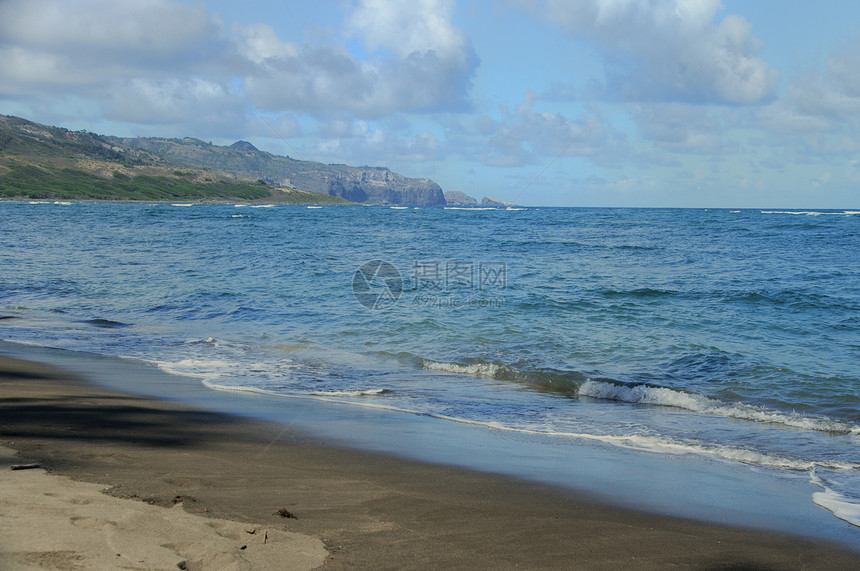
[578, 380, 858, 434]
[420, 358, 583, 394]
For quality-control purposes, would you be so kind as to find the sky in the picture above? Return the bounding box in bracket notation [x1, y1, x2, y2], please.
[2, 0, 860, 207]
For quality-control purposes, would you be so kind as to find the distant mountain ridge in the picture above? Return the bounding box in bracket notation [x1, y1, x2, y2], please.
[0, 115, 346, 203]
[117, 136, 447, 206]
[0, 115, 445, 205]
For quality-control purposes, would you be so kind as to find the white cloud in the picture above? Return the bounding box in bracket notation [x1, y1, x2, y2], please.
[784, 43, 860, 120]
[0, 0, 237, 133]
[0, 0, 217, 52]
[632, 103, 735, 154]
[518, 0, 778, 104]
[477, 91, 608, 167]
[235, 23, 300, 64]
[102, 78, 246, 135]
[0, 0, 478, 131]
[755, 103, 839, 134]
[348, 0, 467, 62]
[752, 39, 860, 158]
[0, 0, 225, 83]
[240, 0, 478, 117]
[309, 119, 442, 164]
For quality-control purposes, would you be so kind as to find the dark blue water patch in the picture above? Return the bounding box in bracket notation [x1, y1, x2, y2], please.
[611, 244, 664, 252]
[835, 314, 860, 330]
[598, 287, 679, 298]
[662, 349, 746, 382]
[79, 318, 130, 329]
[723, 289, 851, 311]
[0, 279, 81, 298]
[513, 295, 601, 313]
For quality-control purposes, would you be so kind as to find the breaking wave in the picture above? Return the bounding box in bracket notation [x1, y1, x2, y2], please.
[578, 380, 859, 434]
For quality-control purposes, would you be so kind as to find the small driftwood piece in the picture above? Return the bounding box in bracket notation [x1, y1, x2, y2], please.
[10, 463, 41, 470]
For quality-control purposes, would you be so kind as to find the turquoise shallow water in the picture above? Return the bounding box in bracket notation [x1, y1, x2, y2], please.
[1, 202, 859, 532]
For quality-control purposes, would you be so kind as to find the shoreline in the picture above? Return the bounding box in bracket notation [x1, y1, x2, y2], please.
[2, 352, 860, 569]
[0, 198, 354, 205]
[4, 339, 859, 547]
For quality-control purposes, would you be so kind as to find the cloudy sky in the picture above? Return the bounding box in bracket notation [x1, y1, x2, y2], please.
[2, 0, 860, 207]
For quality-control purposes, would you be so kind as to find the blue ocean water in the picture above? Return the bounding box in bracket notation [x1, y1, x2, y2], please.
[2, 202, 859, 528]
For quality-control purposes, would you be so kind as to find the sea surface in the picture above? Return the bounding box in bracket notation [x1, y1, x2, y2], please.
[2, 202, 859, 534]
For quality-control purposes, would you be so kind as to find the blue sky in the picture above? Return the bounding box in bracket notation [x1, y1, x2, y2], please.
[2, 0, 860, 207]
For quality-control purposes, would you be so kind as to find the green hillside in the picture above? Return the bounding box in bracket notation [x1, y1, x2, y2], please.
[0, 115, 349, 204]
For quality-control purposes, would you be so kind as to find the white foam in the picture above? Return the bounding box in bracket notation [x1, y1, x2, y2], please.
[250, 204, 275, 208]
[306, 206, 322, 209]
[171, 203, 194, 207]
[201, 380, 281, 396]
[390, 206, 408, 209]
[810, 470, 860, 527]
[436, 418, 856, 470]
[422, 360, 504, 379]
[309, 389, 389, 397]
[154, 358, 235, 379]
[578, 380, 859, 434]
[196, 377, 860, 472]
[760, 210, 848, 216]
[443, 207, 498, 211]
[434, 418, 860, 471]
[812, 490, 860, 527]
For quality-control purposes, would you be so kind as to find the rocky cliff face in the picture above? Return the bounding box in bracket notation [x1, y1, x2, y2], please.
[287, 165, 445, 205]
[120, 137, 446, 206]
[443, 190, 478, 206]
[481, 196, 514, 208]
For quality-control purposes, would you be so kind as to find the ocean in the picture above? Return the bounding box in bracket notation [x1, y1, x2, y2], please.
[2, 201, 859, 541]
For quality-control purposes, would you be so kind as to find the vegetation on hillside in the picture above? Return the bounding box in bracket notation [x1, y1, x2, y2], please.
[0, 115, 350, 204]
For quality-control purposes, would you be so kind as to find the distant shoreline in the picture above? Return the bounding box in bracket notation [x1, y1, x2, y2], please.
[0, 197, 354, 205]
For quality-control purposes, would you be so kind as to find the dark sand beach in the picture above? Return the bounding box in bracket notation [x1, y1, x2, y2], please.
[2, 354, 860, 570]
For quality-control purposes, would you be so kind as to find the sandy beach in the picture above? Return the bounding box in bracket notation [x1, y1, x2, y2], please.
[2, 354, 859, 570]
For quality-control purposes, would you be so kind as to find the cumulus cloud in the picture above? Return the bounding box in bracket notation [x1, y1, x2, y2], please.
[781, 42, 860, 121]
[632, 103, 735, 153]
[753, 40, 860, 157]
[101, 78, 248, 136]
[518, 0, 778, 104]
[242, 0, 478, 117]
[348, 0, 468, 62]
[310, 119, 442, 164]
[0, 0, 226, 89]
[477, 91, 607, 167]
[240, 37, 476, 118]
[0, 0, 478, 131]
[0, 0, 239, 134]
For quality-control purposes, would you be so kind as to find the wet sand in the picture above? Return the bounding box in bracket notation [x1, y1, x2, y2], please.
[2, 354, 859, 570]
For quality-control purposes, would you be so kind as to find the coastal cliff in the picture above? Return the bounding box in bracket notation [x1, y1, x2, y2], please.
[120, 137, 446, 206]
[0, 115, 443, 205]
